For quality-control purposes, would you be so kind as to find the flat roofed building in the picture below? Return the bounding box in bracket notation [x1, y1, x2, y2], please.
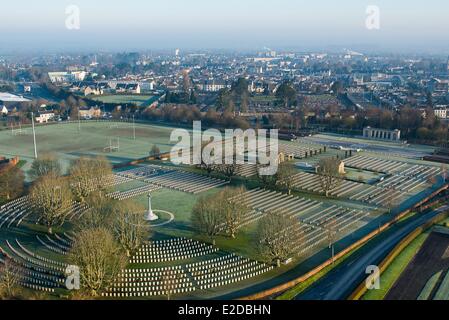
[363, 127, 401, 141]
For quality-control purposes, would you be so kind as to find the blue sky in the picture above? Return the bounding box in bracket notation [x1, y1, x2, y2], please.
[1, 0, 449, 53]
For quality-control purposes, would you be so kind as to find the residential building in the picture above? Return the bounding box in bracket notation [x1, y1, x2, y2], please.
[1, 105, 7, 115]
[434, 105, 448, 119]
[79, 106, 101, 119]
[35, 111, 55, 123]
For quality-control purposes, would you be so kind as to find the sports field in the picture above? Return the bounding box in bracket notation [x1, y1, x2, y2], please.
[90, 95, 158, 106]
[0, 121, 178, 175]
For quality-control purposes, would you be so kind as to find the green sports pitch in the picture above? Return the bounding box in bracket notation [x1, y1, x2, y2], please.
[0, 121, 177, 175]
[89, 94, 159, 106]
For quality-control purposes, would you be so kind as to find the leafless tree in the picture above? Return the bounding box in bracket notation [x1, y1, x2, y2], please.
[76, 192, 115, 231]
[317, 158, 344, 197]
[68, 228, 127, 297]
[255, 211, 299, 266]
[191, 195, 224, 245]
[150, 144, 161, 159]
[69, 156, 113, 202]
[29, 152, 62, 180]
[30, 175, 73, 234]
[0, 258, 23, 300]
[222, 187, 249, 238]
[0, 166, 24, 203]
[191, 186, 249, 240]
[276, 162, 296, 195]
[113, 201, 150, 257]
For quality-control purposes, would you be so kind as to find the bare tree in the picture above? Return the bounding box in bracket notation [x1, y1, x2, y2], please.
[222, 187, 249, 238]
[0, 166, 24, 203]
[68, 228, 127, 297]
[191, 187, 249, 240]
[113, 201, 150, 257]
[198, 141, 217, 176]
[70, 156, 113, 202]
[70, 157, 95, 202]
[29, 152, 62, 180]
[150, 144, 161, 159]
[191, 195, 224, 245]
[216, 163, 238, 181]
[255, 211, 299, 266]
[257, 164, 277, 189]
[76, 192, 115, 231]
[317, 158, 343, 197]
[0, 258, 23, 300]
[30, 175, 73, 234]
[276, 162, 296, 195]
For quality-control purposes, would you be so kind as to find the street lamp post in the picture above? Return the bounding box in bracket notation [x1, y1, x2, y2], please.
[31, 112, 38, 159]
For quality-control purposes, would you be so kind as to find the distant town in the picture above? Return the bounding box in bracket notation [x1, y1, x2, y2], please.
[1, 49, 449, 150]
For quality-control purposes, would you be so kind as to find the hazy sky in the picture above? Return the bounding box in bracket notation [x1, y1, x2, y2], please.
[1, 0, 449, 53]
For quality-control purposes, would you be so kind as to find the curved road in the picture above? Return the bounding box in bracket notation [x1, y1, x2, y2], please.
[296, 204, 449, 300]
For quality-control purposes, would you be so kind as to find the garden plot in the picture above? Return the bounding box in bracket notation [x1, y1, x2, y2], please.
[386, 231, 449, 300]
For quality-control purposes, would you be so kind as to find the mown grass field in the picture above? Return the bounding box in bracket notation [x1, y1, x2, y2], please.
[89, 94, 158, 106]
[0, 121, 177, 177]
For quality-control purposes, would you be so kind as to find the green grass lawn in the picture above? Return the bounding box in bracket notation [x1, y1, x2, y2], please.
[362, 232, 429, 300]
[90, 95, 158, 106]
[0, 121, 178, 179]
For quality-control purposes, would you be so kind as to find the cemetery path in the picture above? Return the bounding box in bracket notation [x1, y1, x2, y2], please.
[296, 204, 449, 300]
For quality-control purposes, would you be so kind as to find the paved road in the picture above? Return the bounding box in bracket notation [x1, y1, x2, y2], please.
[296, 205, 449, 300]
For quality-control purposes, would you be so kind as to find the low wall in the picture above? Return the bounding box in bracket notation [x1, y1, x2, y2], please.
[240, 185, 448, 300]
